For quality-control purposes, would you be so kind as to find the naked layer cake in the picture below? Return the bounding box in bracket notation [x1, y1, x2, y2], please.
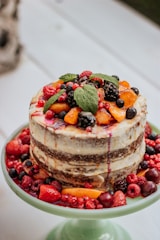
[29, 71, 147, 190]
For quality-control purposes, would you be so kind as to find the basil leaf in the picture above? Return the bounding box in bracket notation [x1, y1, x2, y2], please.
[74, 84, 98, 114]
[43, 89, 65, 113]
[90, 73, 119, 87]
[59, 73, 77, 82]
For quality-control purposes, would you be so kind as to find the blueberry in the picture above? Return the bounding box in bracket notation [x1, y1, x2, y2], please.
[44, 177, 54, 184]
[139, 160, 148, 170]
[9, 168, 18, 178]
[131, 87, 139, 95]
[148, 132, 157, 140]
[126, 107, 137, 119]
[116, 98, 124, 108]
[146, 145, 156, 155]
[20, 153, 30, 162]
[58, 111, 67, 119]
[25, 160, 33, 167]
[18, 171, 26, 180]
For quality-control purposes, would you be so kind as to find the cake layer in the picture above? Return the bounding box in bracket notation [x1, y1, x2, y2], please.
[29, 95, 146, 157]
[30, 141, 145, 189]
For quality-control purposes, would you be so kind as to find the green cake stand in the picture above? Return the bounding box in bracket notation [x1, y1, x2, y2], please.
[1, 124, 160, 240]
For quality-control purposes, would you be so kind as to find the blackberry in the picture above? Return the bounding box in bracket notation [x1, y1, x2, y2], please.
[67, 90, 77, 107]
[103, 81, 119, 102]
[78, 111, 96, 129]
[113, 178, 128, 193]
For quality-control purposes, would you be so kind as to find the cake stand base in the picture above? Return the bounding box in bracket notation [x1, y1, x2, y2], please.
[47, 219, 131, 240]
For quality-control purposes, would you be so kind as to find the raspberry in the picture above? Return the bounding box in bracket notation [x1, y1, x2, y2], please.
[126, 173, 138, 184]
[21, 144, 30, 155]
[127, 183, 141, 198]
[37, 99, 45, 107]
[21, 175, 33, 190]
[79, 70, 92, 79]
[45, 110, 54, 119]
[50, 180, 62, 192]
[31, 179, 43, 192]
[43, 85, 56, 100]
[6, 139, 22, 156]
[19, 129, 30, 144]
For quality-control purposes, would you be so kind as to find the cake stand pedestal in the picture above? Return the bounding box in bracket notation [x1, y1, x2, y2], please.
[47, 219, 131, 240]
[1, 124, 160, 240]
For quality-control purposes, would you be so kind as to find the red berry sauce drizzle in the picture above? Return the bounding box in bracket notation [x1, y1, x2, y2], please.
[4, 122, 160, 209]
[105, 131, 112, 184]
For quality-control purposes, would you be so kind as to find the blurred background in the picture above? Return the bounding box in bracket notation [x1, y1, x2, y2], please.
[119, 0, 160, 26]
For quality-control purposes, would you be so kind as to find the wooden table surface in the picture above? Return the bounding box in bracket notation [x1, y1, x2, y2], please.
[0, 0, 160, 239]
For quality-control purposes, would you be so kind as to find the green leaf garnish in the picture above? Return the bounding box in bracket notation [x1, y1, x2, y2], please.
[74, 84, 98, 114]
[90, 73, 119, 87]
[59, 73, 77, 82]
[43, 89, 65, 113]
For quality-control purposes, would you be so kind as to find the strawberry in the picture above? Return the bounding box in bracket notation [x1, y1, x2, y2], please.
[6, 139, 22, 156]
[39, 184, 61, 203]
[112, 190, 126, 207]
[79, 70, 92, 78]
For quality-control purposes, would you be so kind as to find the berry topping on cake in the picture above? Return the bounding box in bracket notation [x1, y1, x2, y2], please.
[38, 71, 141, 130]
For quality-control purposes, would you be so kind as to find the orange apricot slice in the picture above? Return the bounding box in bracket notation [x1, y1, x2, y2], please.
[49, 103, 70, 113]
[52, 79, 64, 88]
[33, 169, 49, 180]
[61, 188, 103, 199]
[109, 103, 126, 122]
[95, 109, 113, 125]
[119, 80, 130, 88]
[64, 107, 81, 125]
[137, 169, 148, 177]
[119, 89, 137, 108]
[97, 88, 105, 101]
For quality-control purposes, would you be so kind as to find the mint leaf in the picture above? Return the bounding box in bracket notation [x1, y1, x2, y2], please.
[43, 89, 65, 113]
[74, 85, 98, 114]
[59, 73, 77, 82]
[90, 73, 119, 87]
